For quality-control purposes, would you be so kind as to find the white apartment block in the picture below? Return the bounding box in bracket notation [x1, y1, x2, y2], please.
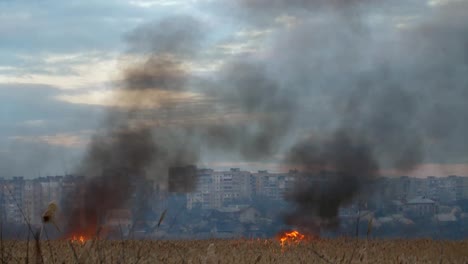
[252, 171, 295, 200]
[187, 169, 296, 210]
[187, 168, 253, 210]
[1, 175, 83, 226]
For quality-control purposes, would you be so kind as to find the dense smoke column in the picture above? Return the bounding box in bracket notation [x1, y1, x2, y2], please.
[168, 165, 197, 193]
[284, 132, 379, 230]
[283, 82, 426, 230]
[64, 128, 160, 235]
[63, 16, 205, 236]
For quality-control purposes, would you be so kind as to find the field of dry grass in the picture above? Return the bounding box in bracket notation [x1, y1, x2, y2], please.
[2, 238, 468, 263]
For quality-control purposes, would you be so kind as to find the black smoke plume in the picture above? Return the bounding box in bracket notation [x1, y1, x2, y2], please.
[64, 16, 206, 236]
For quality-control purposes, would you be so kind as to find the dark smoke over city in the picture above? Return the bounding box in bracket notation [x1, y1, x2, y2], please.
[64, 0, 468, 234]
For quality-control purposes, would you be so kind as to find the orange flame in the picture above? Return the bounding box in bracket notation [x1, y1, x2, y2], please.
[278, 230, 306, 247]
[70, 235, 87, 245]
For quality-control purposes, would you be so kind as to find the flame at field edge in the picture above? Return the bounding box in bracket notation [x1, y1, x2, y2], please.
[277, 230, 310, 247]
[70, 235, 87, 245]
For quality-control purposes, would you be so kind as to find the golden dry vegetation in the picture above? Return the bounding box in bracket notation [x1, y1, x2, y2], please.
[2, 238, 468, 263]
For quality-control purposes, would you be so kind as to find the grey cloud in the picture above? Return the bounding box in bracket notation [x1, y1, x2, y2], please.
[206, 0, 427, 27]
[0, 84, 103, 137]
[0, 0, 169, 54]
[234, 0, 376, 10]
[0, 139, 83, 177]
[124, 15, 206, 56]
[401, 0, 468, 164]
[0, 83, 104, 177]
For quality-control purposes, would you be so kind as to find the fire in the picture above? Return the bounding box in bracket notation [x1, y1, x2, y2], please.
[70, 235, 87, 245]
[278, 230, 306, 247]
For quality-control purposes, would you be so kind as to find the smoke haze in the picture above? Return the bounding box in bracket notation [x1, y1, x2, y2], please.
[66, 0, 468, 233]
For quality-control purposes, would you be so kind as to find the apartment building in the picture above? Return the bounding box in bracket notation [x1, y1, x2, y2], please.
[2, 177, 24, 224]
[252, 171, 295, 200]
[187, 168, 254, 210]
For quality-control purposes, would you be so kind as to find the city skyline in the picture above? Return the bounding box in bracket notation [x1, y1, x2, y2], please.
[2, 168, 468, 239]
[2, 164, 468, 180]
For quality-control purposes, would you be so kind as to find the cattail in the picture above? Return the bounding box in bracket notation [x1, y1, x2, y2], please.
[42, 202, 58, 223]
[42, 202, 61, 232]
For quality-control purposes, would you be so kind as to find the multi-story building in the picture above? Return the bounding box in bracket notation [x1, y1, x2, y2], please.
[0, 175, 87, 226]
[423, 176, 459, 203]
[426, 176, 439, 201]
[38, 176, 63, 210]
[459, 177, 468, 200]
[151, 181, 168, 214]
[22, 179, 42, 226]
[252, 171, 295, 200]
[212, 168, 253, 208]
[61, 175, 83, 208]
[383, 176, 427, 201]
[187, 169, 214, 210]
[187, 168, 254, 210]
[3, 177, 25, 224]
[441, 175, 459, 203]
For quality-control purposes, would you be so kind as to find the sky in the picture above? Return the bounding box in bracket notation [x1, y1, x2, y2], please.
[1, 0, 468, 178]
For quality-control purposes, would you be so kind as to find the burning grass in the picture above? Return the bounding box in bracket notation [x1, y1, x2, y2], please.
[69, 235, 87, 245]
[278, 230, 307, 247]
[2, 238, 468, 263]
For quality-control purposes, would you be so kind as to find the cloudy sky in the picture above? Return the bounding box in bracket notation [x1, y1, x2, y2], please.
[1, 0, 468, 178]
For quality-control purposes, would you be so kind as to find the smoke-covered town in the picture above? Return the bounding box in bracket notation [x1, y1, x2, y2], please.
[2, 169, 468, 240]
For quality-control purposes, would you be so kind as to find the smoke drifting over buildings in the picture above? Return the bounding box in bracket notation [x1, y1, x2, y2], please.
[223, 0, 468, 230]
[66, 0, 468, 234]
[65, 16, 206, 235]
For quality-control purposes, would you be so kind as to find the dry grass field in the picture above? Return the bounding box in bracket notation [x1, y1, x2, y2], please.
[2, 238, 468, 263]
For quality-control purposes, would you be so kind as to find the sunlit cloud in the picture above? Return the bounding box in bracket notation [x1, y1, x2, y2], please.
[234, 29, 273, 38]
[394, 15, 420, 29]
[55, 89, 207, 109]
[187, 60, 224, 75]
[216, 42, 261, 55]
[428, 0, 463, 7]
[0, 52, 118, 89]
[10, 132, 90, 148]
[275, 15, 300, 28]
